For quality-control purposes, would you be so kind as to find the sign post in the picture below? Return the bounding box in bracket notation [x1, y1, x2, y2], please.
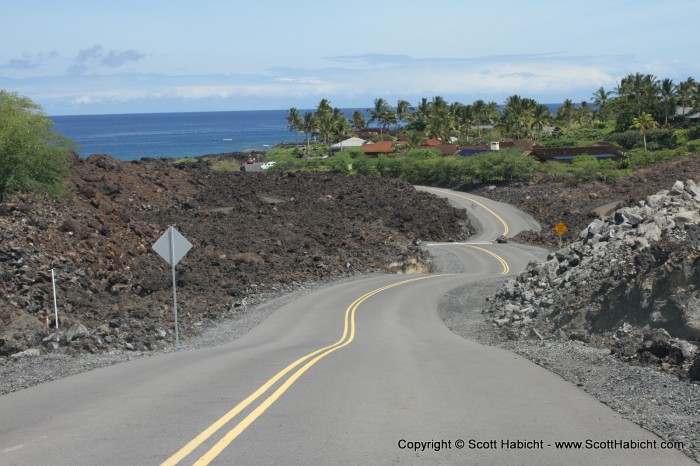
[554, 221, 568, 248]
[153, 226, 192, 348]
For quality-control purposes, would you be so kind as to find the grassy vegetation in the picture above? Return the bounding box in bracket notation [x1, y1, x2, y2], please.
[173, 157, 199, 165]
[211, 159, 240, 173]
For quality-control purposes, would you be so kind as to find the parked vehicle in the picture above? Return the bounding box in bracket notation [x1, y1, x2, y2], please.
[261, 161, 277, 170]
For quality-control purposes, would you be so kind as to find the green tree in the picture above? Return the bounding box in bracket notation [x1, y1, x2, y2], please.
[557, 99, 576, 130]
[591, 86, 612, 116]
[658, 78, 676, 127]
[454, 104, 476, 139]
[368, 98, 391, 134]
[300, 112, 316, 150]
[0, 91, 75, 199]
[332, 109, 351, 141]
[425, 105, 454, 141]
[316, 112, 335, 150]
[351, 110, 366, 131]
[677, 77, 696, 117]
[316, 98, 332, 118]
[285, 107, 302, 144]
[631, 112, 659, 152]
[395, 99, 412, 128]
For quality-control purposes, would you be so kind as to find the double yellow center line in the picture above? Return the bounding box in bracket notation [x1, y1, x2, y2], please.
[419, 187, 510, 238]
[162, 274, 446, 465]
[463, 244, 510, 275]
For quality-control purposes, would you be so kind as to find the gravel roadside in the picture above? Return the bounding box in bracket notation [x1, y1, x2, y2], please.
[437, 274, 700, 463]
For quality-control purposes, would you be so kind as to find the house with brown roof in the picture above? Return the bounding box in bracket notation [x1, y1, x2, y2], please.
[424, 143, 459, 156]
[361, 140, 395, 155]
[500, 140, 536, 154]
[530, 142, 625, 162]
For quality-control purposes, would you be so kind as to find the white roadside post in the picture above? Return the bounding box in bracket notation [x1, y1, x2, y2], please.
[51, 268, 59, 329]
[153, 226, 192, 348]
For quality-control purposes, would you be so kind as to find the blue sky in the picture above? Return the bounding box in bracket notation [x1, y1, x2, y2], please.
[2, 0, 699, 115]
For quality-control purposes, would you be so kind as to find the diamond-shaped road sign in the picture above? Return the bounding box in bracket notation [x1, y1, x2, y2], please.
[554, 221, 568, 236]
[153, 226, 192, 266]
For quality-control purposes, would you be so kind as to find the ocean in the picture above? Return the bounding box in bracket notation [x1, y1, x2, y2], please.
[50, 110, 300, 161]
[51, 105, 567, 161]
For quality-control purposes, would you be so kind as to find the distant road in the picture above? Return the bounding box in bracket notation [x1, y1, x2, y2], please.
[0, 188, 693, 465]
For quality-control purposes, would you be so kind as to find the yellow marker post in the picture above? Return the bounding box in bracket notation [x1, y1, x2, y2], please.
[554, 221, 568, 248]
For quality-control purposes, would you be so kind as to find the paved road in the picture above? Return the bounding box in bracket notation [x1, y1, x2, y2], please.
[0, 189, 693, 465]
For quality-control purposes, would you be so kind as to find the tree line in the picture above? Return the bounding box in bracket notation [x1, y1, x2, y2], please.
[285, 73, 700, 149]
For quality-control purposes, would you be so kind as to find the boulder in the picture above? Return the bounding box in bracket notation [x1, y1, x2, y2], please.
[65, 324, 90, 342]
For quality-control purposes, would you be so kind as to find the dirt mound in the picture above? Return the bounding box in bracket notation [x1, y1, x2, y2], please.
[0, 154, 471, 356]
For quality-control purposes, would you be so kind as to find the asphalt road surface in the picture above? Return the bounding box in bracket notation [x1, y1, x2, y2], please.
[0, 188, 694, 465]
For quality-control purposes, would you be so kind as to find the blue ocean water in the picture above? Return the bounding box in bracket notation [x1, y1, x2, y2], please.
[50, 110, 300, 160]
[51, 105, 567, 161]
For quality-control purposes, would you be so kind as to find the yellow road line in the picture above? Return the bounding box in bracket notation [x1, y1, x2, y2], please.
[162, 274, 447, 466]
[421, 187, 509, 237]
[464, 244, 510, 275]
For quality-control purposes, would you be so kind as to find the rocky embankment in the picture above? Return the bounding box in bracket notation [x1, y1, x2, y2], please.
[0, 154, 471, 360]
[490, 180, 700, 381]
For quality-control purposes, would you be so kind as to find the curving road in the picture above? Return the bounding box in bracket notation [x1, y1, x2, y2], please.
[0, 188, 693, 465]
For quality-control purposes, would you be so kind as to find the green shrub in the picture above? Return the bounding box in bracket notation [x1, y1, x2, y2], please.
[173, 157, 199, 165]
[406, 148, 440, 159]
[686, 139, 700, 154]
[0, 91, 76, 199]
[606, 130, 643, 149]
[211, 159, 240, 173]
[626, 148, 688, 167]
[540, 127, 608, 147]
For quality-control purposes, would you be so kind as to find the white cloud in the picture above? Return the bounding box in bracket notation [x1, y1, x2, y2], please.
[67, 45, 145, 75]
[4, 52, 699, 114]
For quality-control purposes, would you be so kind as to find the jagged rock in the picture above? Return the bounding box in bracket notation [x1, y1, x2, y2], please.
[689, 352, 700, 381]
[65, 324, 89, 342]
[491, 180, 700, 379]
[10, 348, 41, 359]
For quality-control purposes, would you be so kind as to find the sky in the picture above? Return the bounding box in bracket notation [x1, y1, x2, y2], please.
[2, 0, 699, 115]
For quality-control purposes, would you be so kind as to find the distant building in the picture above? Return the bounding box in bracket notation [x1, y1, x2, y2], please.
[330, 137, 365, 152]
[676, 106, 700, 120]
[458, 145, 490, 157]
[530, 142, 625, 162]
[361, 140, 395, 155]
[418, 143, 459, 156]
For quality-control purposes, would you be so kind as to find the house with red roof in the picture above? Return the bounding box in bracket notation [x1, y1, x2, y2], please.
[361, 140, 395, 155]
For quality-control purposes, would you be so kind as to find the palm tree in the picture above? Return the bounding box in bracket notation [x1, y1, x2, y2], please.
[315, 112, 335, 151]
[591, 86, 612, 116]
[367, 98, 389, 134]
[624, 72, 659, 115]
[395, 99, 412, 128]
[285, 107, 302, 145]
[482, 101, 501, 129]
[690, 81, 700, 114]
[631, 112, 659, 152]
[425, 106, 453, 141]
[454, 104, 476, 139]
[351, 110, 366, 132]
[300, 112, 316, 151]
[677, 77, 697, 117]
[410, 97, 431, 131]
[530, 104, 553, 136]
[659, 78, 676, 126]
[316, 98, 332, 118]
[333, 111, 351, 141]
[557, 99, 576, 130]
